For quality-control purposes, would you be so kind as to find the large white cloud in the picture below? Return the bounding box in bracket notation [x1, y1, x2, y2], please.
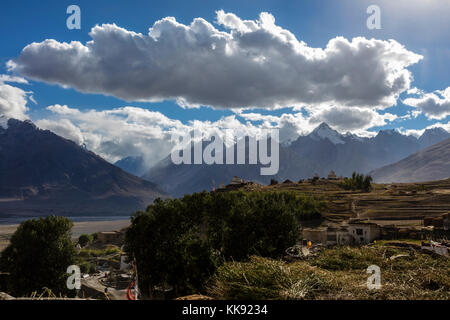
[403, 87, 450, 120]
[9, 11, 422, 110]
[0, 75, 31, 121]
[36, 105, 280, 169]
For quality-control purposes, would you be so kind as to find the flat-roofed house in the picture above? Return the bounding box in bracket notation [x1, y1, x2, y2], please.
[348, 222, 381, 244]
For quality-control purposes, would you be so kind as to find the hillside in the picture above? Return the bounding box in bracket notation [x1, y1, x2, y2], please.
[371, 138, 450, 183]
[228, 177, 450, 223]
[0, 119, 166, 217]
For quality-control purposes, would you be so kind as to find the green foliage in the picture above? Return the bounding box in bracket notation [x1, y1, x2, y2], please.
[125, 191, 325, 297]
[341, 172, 373, 192]
[125, 196, 218, 297]
[0, 216, 76, 297]
[207, 191, 321, 260]
[78, 246, 121, 258]
[78, 261, 97, 274]
[78, 233, 93, 247]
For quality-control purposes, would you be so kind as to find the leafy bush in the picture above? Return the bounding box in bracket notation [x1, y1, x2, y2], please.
[0, 216, 76, 296]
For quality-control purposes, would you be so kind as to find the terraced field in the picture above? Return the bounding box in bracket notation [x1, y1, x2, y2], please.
[240, 178, 450, 225]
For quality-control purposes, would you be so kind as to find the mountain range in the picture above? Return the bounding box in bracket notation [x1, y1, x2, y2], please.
[1, 117, 448, 213]
[137, 123, 450, 197]
[0, 118, 166, 218]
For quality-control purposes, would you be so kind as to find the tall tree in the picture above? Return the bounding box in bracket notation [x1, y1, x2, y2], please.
[0, 216, 76, 297]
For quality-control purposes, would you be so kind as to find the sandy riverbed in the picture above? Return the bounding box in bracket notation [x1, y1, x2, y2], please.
[0, 219, 131, 252]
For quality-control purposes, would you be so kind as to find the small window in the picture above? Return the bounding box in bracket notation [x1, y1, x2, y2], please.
[356, 228, 363, 235]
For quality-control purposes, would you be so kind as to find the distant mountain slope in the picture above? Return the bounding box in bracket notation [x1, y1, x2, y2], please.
[114, 156, 147, 177]
[0, 119, 166, 217]
[418, 127, 450, 148]
[288, 124, 424, 177]
[143, 138, 305, 197]
[371, 138, 450, 183]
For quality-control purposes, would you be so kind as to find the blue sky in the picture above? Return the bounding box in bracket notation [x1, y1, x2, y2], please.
[0, 0, 449, 164]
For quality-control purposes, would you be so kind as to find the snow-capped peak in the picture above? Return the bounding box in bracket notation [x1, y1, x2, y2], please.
[421, 127, 448, 136]
[344, 131, 364, 142]
[309, 122, 345, 145]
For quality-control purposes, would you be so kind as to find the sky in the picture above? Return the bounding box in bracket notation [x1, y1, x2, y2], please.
[0, 0, 449, 167]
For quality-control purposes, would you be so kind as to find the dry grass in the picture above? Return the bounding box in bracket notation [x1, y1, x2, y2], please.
[207, 246, 450, 300]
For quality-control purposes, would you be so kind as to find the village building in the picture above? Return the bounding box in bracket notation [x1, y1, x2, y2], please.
[347, 221, 381, 244]
[424, 213, 449, 230]
[302, 228, 327, 244]
[302, 221, 381, 246]
[96, 231, 121, 244]
[327, 170, 337, 180]
[230, 176, 244, 185]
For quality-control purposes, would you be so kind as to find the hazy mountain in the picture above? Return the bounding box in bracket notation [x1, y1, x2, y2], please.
[115, 156, 147, 177]
[143, 122, 450, 197]
[418, 127, 450, 148]
[288, 123, 423, 177]
[143, 138, 301, 197]
[0, 119, 166, 217]
[371, 138, 450, 183]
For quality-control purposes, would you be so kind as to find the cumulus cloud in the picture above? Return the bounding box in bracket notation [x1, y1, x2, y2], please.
[9, 11, 422, 110]
[36, 105, 284, 169]
[403, 87, 450, 120]
[308, 106, 397, 132]
[0, 75, 32, 120]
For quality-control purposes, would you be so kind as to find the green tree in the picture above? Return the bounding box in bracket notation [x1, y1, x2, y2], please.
[0, 216, 76, 297]
[124, 191, 325, 298]
[341, 172, 373, 192]
[124, 196, 216, 297]
[78, 233, 93, 247]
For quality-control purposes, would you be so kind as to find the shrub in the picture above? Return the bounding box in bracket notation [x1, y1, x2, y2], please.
[78, 234, 93, 247]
